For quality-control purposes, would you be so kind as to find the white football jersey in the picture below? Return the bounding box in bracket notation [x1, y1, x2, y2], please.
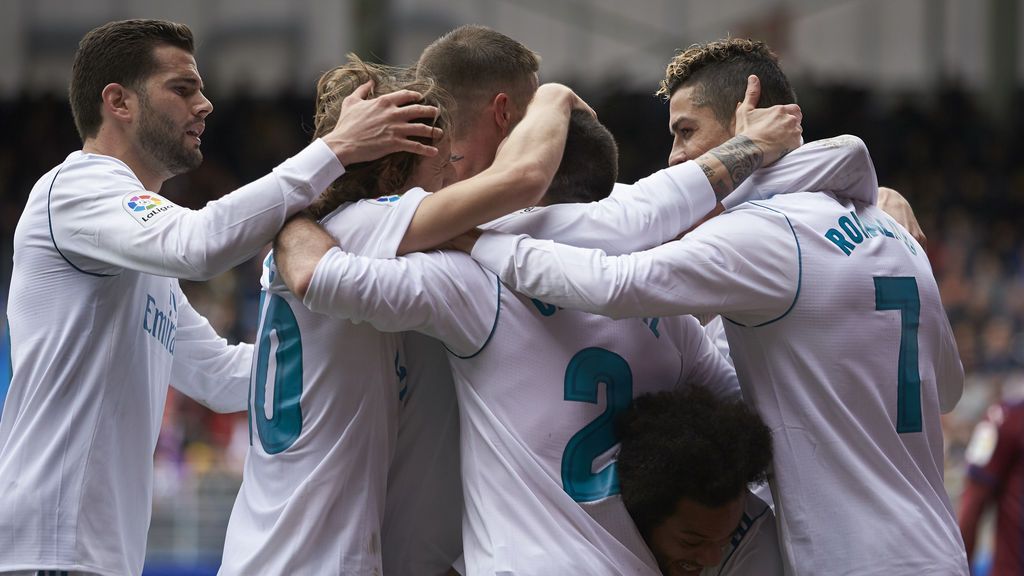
[379, 135, 879, 574]
[380, 159, 723, 575]
[218, 189, 430, 576]
[472, 192, 968, 575]
[304, 246, 738, 575]
[1, 140, 341, 576]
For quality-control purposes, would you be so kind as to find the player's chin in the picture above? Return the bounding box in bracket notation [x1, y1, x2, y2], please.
[668, 561, 703, 576]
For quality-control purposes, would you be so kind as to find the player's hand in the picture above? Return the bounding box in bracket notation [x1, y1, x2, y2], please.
[534, 83, 596, 118]
[322, 80, 442, 165]
[878, 186, 927, 249]
[733, 75, 802, 166]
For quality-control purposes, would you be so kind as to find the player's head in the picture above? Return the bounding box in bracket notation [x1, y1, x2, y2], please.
[70, 19, 211, 175]
[308, 54, 454, 220]
[657, 38, 796, 166]
[617, 386, 773, 576]
[417, 25, 540, 181]
[542, 110, 619, 206]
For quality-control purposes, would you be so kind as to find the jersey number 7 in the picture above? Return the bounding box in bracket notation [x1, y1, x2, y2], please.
[874, 276, 922, 434]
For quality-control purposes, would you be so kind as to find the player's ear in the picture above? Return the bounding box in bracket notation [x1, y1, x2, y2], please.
[101, 83, 134, 124]
[492, 93, 512, 136]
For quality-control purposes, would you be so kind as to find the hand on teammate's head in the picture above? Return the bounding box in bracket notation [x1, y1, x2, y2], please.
[733, 75, 803, 167]
[322, 80, 443, 166]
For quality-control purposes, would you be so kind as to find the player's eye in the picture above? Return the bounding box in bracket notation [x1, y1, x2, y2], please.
[450, 154, 464, 163]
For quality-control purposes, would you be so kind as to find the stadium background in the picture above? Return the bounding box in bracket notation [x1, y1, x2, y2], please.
[0, 0, 1020, 573]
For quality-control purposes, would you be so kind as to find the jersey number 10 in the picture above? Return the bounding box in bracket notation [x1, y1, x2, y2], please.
[251, 293, 304, 454]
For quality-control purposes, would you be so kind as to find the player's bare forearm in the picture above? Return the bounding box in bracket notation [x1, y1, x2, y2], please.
[696, 135, 765, 201]
[273, 214, 337, 299]
[878, 186, 926, 248]
[397, 83, 583, 255]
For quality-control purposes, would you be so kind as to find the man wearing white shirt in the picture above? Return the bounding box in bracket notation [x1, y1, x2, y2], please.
[0, 19, 440, 576]
[465, 38, 969, 575]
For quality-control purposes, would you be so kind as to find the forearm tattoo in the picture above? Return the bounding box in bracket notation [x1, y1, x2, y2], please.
[709, 135, 764, 199]
[698, 160, 732, 201]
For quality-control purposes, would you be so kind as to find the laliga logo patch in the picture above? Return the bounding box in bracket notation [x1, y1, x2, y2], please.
[122, 192, 178, 227]
[127, 194, 161, 212]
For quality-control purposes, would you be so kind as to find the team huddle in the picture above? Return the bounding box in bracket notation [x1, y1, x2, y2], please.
[0, 18, 968, 576]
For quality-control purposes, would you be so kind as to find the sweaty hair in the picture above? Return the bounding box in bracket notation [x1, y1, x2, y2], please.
[308, 54, 453, 220]
[416, 25, 539, 133]
[657, 38, 796, 127]
[70, 19, 194, 141]
[616, 386, 773, 538]
[544, 110, 619, 205]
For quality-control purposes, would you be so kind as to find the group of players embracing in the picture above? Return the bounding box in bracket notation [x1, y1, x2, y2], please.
[1, 17, 968, 576]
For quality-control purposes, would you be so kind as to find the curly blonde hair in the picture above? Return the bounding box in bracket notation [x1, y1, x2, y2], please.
[309, 54, 453, 219]
[656, 38, 795, 125]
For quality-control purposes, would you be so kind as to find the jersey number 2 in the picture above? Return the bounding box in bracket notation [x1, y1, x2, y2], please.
[874, 276, 922, 434]
[252, 293, 304, 454]
[561, 347, 633, 502]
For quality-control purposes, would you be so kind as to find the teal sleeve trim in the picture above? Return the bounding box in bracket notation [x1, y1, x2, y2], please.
[723, 201, 802, 328]
[445, 274, 502, 360]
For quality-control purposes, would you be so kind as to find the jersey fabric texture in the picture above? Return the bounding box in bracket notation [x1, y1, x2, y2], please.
[304, 245, 739, 575]
[1, 140, 342, 576]
[472, 192, 968, 575]
[380, 160, 723, 575]
[377, 135, 878, 575]
[964, 400, 1024, 575]
[218, 189, 430, 576]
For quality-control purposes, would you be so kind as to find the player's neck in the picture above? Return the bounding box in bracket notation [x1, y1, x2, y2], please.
[83, 129, 168, 192]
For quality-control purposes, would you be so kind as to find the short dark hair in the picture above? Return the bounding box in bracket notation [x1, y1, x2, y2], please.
[308, 54, 453, 219]
[616, 386, 773, 537]
[544, 110, 619, 205]
[657, 38, 796, 126]
[416, 25, 539, 133]
[70, 19, 194, 141]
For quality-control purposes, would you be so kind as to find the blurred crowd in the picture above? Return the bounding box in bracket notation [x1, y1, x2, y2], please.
[1, 80, 1021, 563]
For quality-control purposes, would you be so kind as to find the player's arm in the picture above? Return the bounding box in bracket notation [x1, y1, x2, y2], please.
[395, 83, 585, 255]
[670, 315, 741, 400]
[513, 132, 870, 256]
[469, 208, 798, 324]
[50, 83, 440, 280]
[402, 75, 802, 255]
[168, 291, 253, 413]
[877, 186, 926, 248]
[725, 134, 878, 208]
[275, 215, 495, 356]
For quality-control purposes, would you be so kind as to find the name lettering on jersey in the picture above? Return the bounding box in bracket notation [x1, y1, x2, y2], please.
[532, 297, 663, 339]
[823, 211, 917, 257]
[143, 292, 177, 354]
[122, 193, 179, 227]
